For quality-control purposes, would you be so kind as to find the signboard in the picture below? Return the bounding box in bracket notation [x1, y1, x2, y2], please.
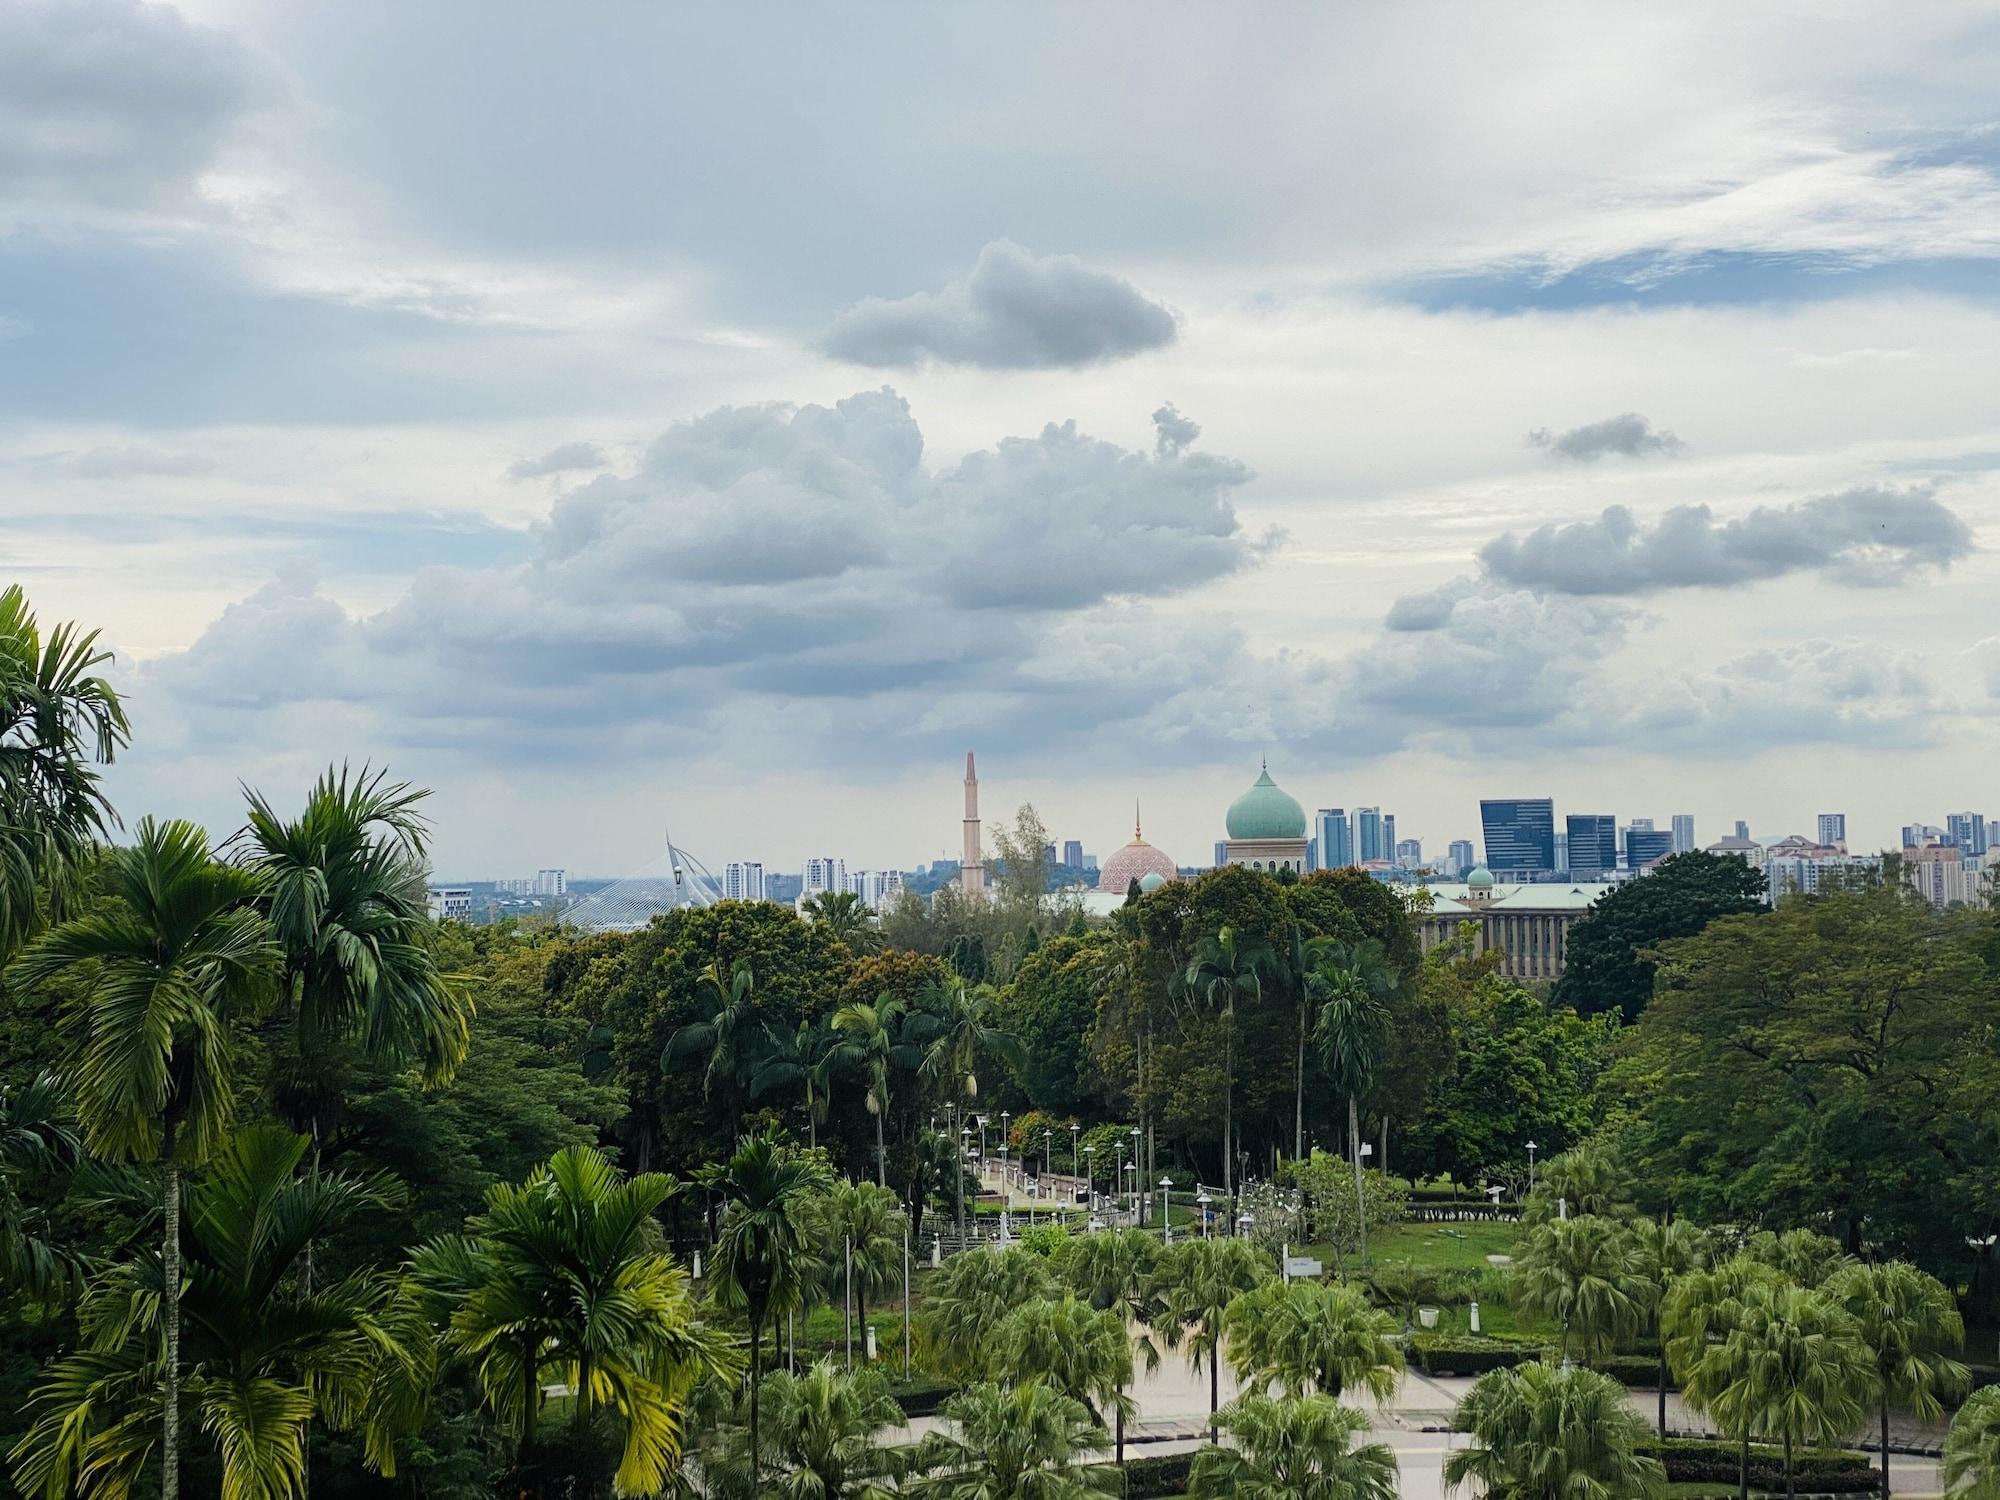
[1283, 1256, 1323, 1279]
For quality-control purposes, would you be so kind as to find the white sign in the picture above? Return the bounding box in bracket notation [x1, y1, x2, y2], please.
[1283, 1256, 1323, 1279]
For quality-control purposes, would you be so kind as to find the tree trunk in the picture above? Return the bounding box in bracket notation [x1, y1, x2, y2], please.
[875, 1109, 886, 1187]
[1881, 1399, 1891, 1500]
[1378, 1115, 1389, 1177]
[1658, 1351, 1668, 1438]
[1738, 1433, 1748, 1500]
[1222, 1020, 1234, 1201]
[1116, 1400, 1125, 1463]
[1209, 1341, 1220, 1439]
[807, 1091, 817, 1151]
[748, 1316, 763, 1489]
[1348, 1093, 1366, 1268]
[163, 1151, 180, 1500]
[1294, 1003, 1306, 1163]
[1786, 1430, 1795, 1500]
[520, 1331, 538, 1498]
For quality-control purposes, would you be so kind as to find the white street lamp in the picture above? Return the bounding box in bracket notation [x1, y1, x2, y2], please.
[1197, 1190, 1213, 1239]
[1159, 1176, 1173, 1244]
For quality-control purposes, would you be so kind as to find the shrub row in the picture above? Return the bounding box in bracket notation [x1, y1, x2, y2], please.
[1597, 1353, 1675, 1388]
[888, 1378, 956, 1418]
[1121, 1450, 1195, 1497]
[1644, 1439, 1875, 1490]
[1405, 1333, 1555, 1374]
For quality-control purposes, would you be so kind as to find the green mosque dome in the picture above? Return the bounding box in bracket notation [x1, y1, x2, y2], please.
[1225, 765, 1307, 840]
[1466, 864, 1494, 890]
[1138, 870, 1168, 892]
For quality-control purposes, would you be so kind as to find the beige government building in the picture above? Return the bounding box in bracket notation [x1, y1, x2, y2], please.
[1415, 867, 1612, 982]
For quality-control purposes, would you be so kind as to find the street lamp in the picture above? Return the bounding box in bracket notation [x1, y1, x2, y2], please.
[1070, 1122, 1080, 1183]
[1525, 1139, 1538, 1196]
[958, 1124, 972, 1239]
[1357, 1141, 1374, 1267]
[1159, 1176, 1173, 1244]
[1237, 1213, 1254, 1240]
[1197, 1190, 1213, 1239]
[1084, 1145, 1097, 1216]
[998, 1141, 1011, 1239]
[1129, 1126, 1143, 1222]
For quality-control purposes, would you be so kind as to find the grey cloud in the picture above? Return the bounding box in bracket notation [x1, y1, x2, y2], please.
[1622, 637, 1942, 751]
[1153, 403, 1200, 457]
[506, 441, 607, 480]
[0, 0, 264, 215]
[1527, 413, 1684, 461]
[821, 241, 1178, 369]
[1384, 577, 1477, 632]
[1478, 485, 1971, 596]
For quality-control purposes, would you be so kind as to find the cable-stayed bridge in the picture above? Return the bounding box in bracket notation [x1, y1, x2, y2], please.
[560, 831, 722, 932]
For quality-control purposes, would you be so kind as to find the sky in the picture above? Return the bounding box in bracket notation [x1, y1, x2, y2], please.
[6, 1, 2000, 878]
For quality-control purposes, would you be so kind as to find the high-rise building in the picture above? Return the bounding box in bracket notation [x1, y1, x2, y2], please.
[1671, 814, 1696, 853]
[1947, 813, 1989, 856]
[1565, 814, 1617, 879]
[1734, 820, 1751, 840]
[1317, 809, 1354, 869]
[803, 857, 847, 898]
[1480, 798, 1556, 876]
[1394, 838, 1423, 868]
[427, 886, 473, 922]
[1629, 817, 1654, 832]
[1447, 839, 1476, 876]
[1355, 807, 1385, 863]
[845, 868, 905, 909]
[1903, 823, 1944, 849]
[1903, 843, 1973, 910]
[1555, 831, 1568, 873]
[1817, 813, 1848, 848]
[534, 868, 568, 897]
[1213, 840, 1229, 869]
[1627, 829, 1674, 870]
[1382, 814, 1397, 859]
[723, 861, 765, 901]
[1063, 839, 1084, 869]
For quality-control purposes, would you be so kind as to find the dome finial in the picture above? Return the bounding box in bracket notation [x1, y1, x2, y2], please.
[1134, 799, 1142, 839]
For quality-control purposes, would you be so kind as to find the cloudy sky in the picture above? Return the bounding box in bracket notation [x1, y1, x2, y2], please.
[8, 1, 2000, 878]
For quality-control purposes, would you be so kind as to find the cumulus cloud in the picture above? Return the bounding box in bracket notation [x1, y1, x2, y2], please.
[0, 0, 264, 218]
[1153, 403, 1201, 457]
[1383, 577, 1478, 632]
[1623, 637, 1943, 750]
[820, 241, 1178, 369]
[1478, 484, 1972, 595]
[506, 441, 608, 480]
[1527, 413, 1684, 461]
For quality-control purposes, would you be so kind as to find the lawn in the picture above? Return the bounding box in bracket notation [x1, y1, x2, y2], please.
[1366, 1218, 1523, 1271]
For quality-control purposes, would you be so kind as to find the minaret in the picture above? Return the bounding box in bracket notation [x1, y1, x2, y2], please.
[960, 752, 986, 897]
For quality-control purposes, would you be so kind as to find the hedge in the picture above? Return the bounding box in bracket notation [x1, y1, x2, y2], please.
[889, 1378, 957, 1418]
[1406, 1333, 1555, 1375]
[1597, 1353, 1676, 1388]
[1121, 1450, 1195, 1497]
[1643, 1439, 1876, 1491]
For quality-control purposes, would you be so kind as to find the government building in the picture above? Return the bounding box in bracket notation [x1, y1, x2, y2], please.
[1415, 867, 1611, 982]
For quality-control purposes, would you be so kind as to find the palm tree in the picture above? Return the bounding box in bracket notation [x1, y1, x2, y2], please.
[1177, 926, 1276, 1199]
[1524, 1139, 1634, 1224]
[993, 1296, 1137, 1459]
[664, 957, 760, 1102]
[1308, 939, 1394, 1265]
[1065, 1228, 1165, 1461]
[409, 1145, 739, 1498]
[1155, 1236, 1273, 1435]
[1830, 1260, 1969, 1500]
[812, 1178, 906, 1328]
[1631, 1216, 1713, 1437]
[749, 1017, 839, 1149]
[0, 583, 129, 959]
[801, 889, 881, 953]
[1745, 1228, 1850, 1289]
[1191, 1391, 1400, 1500]
[711, 1130, 832, 1487]
[1665, 1255, 1787, 1500]
[11, 817, 279, 1500]
[912, 979, 1024, 1105]
[712, 1359, 903, 1500]
[1445, 1361, 1666, 1500]
[1717, 1282, 1873, 1500]
[1945, 1386, 2000, 1500]
[909, 1378, 1120, 1500]
[0, 1071, 83, 1303]
[1223, 1279, 1402, 1403]
[827, 994, 911, 1186]
[1512, 1214, 1651, 1366]
[918, 1245, 1059, 1381]
[238, 764, 472, 1146]
[12, 1126, 409, 1500]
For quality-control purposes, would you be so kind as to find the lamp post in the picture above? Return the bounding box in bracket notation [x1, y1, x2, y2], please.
[1129, 1126, 1143, 1223]
[1525, 1139, 1538, 1197]
[958, 1123, 971, 1240]
[1159, 1176, 1173, 1244]
[1084, 1144, 1097, 1219]
[1125, 1160, 1137, 1219]
[1071, 1122, 1081, 1185]
[1237, 1213, 1254, 1240]
[998, 1142, 1011, 1239]
[1114, 1140, 1125, 1217]
[1198, 1190, 1212, 1239]
[1356, 1141, 1374, 1267]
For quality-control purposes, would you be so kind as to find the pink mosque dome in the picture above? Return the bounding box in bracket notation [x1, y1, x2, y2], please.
[1097, 805, 1178, 893]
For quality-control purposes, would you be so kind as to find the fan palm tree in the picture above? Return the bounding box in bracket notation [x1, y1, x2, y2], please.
[811, 1178, 906, 1327]
[1445, 1361, 1666, 1500]
[1155, 1236, 1273, 1435]
[1223, 1279, 1402, 1403]
[918, 1245, 1059, 1381]
[993, 1296, 1137, 1460]
[1177, 926, 1276, 1199]
[237, 765, 472, 1145]
[1512, 1214, 1651, 1366]
[1716, 1282, 1873, 1500]
[911, 979, 1024, 1106]
[1524, 1139, 1635, 1225]
[1191, 1391, 1400, 1500]
[801, 890, 881, 954]
[1631, 1216, 1713, 1437]
[827, 994, 913, 1186]
[1065, 1228, 1165, 1461]
[0, 1071, 83, 1303]
[11, 1126, 409, 1500]
[1308, 939, 1394, 1266]
[1665, 1254, 1787, 1500]
[909, 1378, 1120, 1500]
[10, 817, 279, 1500]
[749, 1017, 839, 1149]
[0, 583, 129, 959]
[710, 1130, 832, 1487]
[711, 1359, 903, 1500]
[664, 957, 760, 1103]
[1830, 1260, 1969, 1500]
[1944, 1386, 2000, 1500]
[1745, 1228, 1850, 1289]
[408, 1145, 739, 1498]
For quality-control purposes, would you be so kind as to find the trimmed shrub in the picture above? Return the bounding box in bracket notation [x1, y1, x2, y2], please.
[889, 1378, 957, 1417]
[1641, 1439, 1875, 1491]
[1406, 1333, 1554, 1375]
[1597, 1353, 1676, 1388]
[1122, 1449, 1195, 1497]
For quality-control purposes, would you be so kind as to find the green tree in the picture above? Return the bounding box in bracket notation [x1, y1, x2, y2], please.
[1945, 1387, 2000, 1500]
[749, 1017, 838, 1149]
[912, 979, 1024, 1107]
[710, 1130, 832, 1487]
[995, 935, 1102, 1117]
[1630, 1216, 1713, 1437]
[811, 1178, 906, 1325]
[0, 1071, 82, 1302]
[1063, 1229, 1165, 1460]
[1746, 1229, 1850, 1289]
[1190, 1391, 1400, 1500]
[1524, 1138, 1634, 1224]
[992, 1296, 1136, 1460]
[1155, 1236, 1273, 1434]
[1553, 850, 1767, 1021]
[1512, 1214, 1650, 1365]
[1309, 938, 1394, 1264]
[1444, 1361, 1666, 1500]
[711, 1359, 902, 1500]
[917, 1245, 1059, 1381]
[663, 956, 760, 1104]
[909, 1378, 1119, 1500]
[13, 1126, 408, 1500]
[408, 1145, 738, 1498]
[0, 583, 129, 958]
[11, 817, 279, 1500]
[1222, 1279, 1402, 1402]
[1664, 1255, 1787, 1500]
[802, 890, 881, 954]
[1830, 1260, 1969, 1500]
[1717, 1282, 1873, 1500]
[827, 995, 913, 1186]
[1177, 926, 1276, 1198]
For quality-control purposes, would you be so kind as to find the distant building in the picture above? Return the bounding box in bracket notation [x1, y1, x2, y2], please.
[1447, 839, 1476, 877]
[1706, 835, 1763, 865]
[1318, 809, 1354, 869]
[1671, 814, 1695, 853]
[1306, 836, 1319, 872]
[1764, 838, 1877, 899]
[723, 861, 766, 901]
[1383, 814, 1398, 861]
[427, 887, 473, 922]
[1626, 828, 1674, 871]
[1565, 814, 1617, 880]
[1947, 813, 1988, 856]
[803, 857, 847, 898]
[960, 753, 987, 899]
[1902, 823, 1944, 849]
[1394, 838, 1422, 868]
[1480, 798, 1557, 877]
[1734, 821, 1751, 840]
[1222, 764, 1309, 876]
[1355, 807, 1385, 864]
[1904, 843, 1975, 910]
[1816, 813, 1848, 848]
[1099, 806, 1178, 894]
[534, 868, 567, 897]
[1063, 839, 1084, 869]
[1418, 868, 1613, 981]
[1554, 831, 1568, 874]
[846, 868, 905, 909]
[1213, 840, 1229, 869]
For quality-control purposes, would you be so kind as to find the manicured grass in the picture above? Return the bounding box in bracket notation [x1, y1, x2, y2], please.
[1366, 1218, 1523, 1271]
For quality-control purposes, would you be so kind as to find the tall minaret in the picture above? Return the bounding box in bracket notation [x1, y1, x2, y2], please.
[960, 751, 986, 897]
